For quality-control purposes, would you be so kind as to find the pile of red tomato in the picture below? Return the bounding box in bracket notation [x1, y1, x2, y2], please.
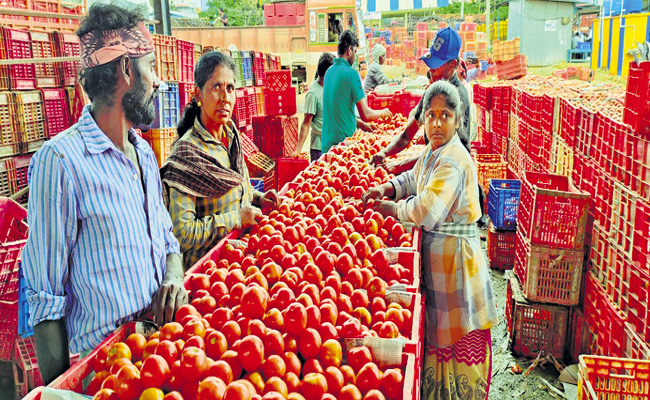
[87, 120, 420, 400]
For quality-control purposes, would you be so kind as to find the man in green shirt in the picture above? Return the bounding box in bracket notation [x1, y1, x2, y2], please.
[321, 29, 391, 154]
[293, 52, 334, 161]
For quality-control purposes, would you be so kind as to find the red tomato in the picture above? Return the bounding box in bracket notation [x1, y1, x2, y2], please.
[197, 377, 227, 400]
[221, 350, 243, 380]
[114, 364, 142, 400]
[125, 333, 147, 362]
[205, 360, 234, 385]
[300, 373, 328, 399]
[283, 303, 307, 337]
[93, 389, 119, 400]
[86, 370, 111, 397]
[238, 335, 264, 373]
[223, 381, 252, 400]
[107, 343, 132, 368]
[154, 340, 179, 366]
[261, 354, 286, 380]
[356, 363, 381, 395]
[162, 392, 183, 400]
[380, 368, 404, 400]
[180, 347, 209, 382]
[141, 354, 170, 389]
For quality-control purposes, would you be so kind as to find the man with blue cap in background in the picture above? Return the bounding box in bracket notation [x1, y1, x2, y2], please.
[369, 27, 487, 227]
[370, 27, 471, 173]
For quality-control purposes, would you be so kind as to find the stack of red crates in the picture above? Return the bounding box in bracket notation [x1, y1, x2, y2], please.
[623, 61, 649, 135]
[263, 70, 296, 116]
[51, 31, 81, 87]
[496, 54, 528, 81]
[177, 39, 195, 111]
[252, 114, 298, 161]
[1, 27, 36, 91]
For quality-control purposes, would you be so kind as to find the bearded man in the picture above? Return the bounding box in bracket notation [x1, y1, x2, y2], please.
[22, 3, 187, 384]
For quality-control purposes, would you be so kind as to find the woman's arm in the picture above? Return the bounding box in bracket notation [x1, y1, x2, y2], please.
[168, 187, 242, 253]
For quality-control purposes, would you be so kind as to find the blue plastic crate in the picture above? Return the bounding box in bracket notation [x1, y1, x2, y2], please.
[487, 179, 521, 231]
[480, 60, 488, 71]
[250, 178, 264, 192]
[18, 267, 32, 338]
[576, 41, 591, 50]
[242, 53, 253, 81]
[151, 82, 180, 129]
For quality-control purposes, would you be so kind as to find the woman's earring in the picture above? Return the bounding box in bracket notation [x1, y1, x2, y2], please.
[197, 101, 202, 107]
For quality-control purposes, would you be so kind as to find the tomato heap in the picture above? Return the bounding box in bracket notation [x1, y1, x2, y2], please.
[89, 118, 419, 400]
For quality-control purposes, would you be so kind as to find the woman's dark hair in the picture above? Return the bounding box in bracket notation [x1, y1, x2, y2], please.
[316, 52, 335, 79]
[76, 3, 146, 105]
[419, 80, 485, 218]
[177, 51, 237, 137]
[338, 29, 359, 56]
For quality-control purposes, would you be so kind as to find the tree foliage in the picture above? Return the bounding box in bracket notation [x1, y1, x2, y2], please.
[200, 0, 266, 26]
[437, 1, 509, 22]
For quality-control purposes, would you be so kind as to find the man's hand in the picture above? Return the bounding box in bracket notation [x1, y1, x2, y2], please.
[358, 120, 374, 133]
[259, 190, 280, 210]
[382, 108, 393, 119]
[241, 205, 263, 228]
[151, 274, 188, 327]
[362, 186, 385, 208]
[370, 199, 398, 219]
[369, 151, 386, 166]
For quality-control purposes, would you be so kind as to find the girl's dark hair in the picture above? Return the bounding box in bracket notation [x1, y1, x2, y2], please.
[177, 51, 237, 137]
[316, 52, 335, 79]
[76, 3, 146, 105]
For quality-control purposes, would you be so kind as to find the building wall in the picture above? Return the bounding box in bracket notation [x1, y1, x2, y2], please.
[508, 0, 575, 66]
[362, 0, 438, 13]
[591, 12, 650, 76]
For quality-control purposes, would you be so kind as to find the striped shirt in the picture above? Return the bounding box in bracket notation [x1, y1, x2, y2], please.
[392, 134, 498, 347]
[23, 106, 180, 354]
[167, 118, 259, 270]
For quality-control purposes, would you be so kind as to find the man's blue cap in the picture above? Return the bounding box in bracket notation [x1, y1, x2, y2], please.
[420, 27, 462, 70]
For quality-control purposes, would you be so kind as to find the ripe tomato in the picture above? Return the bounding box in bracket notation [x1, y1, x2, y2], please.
[94, 346, 110, 373]
[324, 366, 345, 395]
[282, 351, 301, 377]
[319, 339, 342, 368]
[93, 388, 119, 400]
[283, 303, 307, 337]
[184, 336, 205, 351]
[262, 376, 288, 398]
[107, 343, 132, 368]
[261, 354, 286, 379]
[141, 354, 170, 389]
[101, 375, 117, 391]
[86, 370, 111, 396]
[238, 335, 264, 373]
[125, 333, 147, 362]
[204, 330, 228, 360]
[364, 390, 386, 400]
[222, 320, 242, 347]
[221, 350, 243, 380]
[356, 363, 381, 395]
[139, 388, 164, 400]
[338, 384, 362, 400]
[197, 377, 227, 400]
[183, 319, 206, 341]
[300, 373, 328, 399]
[340, 365, 356, 385]
[162, 392, 183, 400]
[154, 340, 179, 366]
[223, 381, 252, 400]
[298, 328, 322, 359]
[380, 368, 404, 400]
[114, 364, 142, 400]
[180, 347, 209, 382]
[109, 358, 133, 376]
[175, 304, 200, 324]
[163, 360, 185, 393]
[205, 360, 234, 385]
[262, 329, 284, 357]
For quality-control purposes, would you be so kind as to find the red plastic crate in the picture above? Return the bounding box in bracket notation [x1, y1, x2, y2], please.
[0, 158, 16, 198]
[30, 0, 60, 23]
[474, 154, 507, 196]
[589, 222, 610, 285]
[52, 31, 81, 87]
[234, 88, 248, 128]
[40, 88, 71, 138]
[517, 171, 591, 250]
[1, 27, 36, 90]
[263, 87, 296, 116]
[240, 131, 259, 159]
[367, 91, 403, 116]
[252, 114, 298, 159]
[13, 153, 29, 195]
[0, 198, 28, 304]
[276, 157, 309, 192]
[623, 323, 650, 360]
[583, 272, 604, 336]
[506, 272, 569, 359]
[176, 39, 194, 83]
[610, 182, 640, 259]
[514, 230, 584, 306]
[178, 81, 194, 112]
[252, 52, 267, 86]
[29, 31, 59, 88]
[569, 308, 589, 364]
[626, 262, 649, 343]
[14, 91, 47, 145]
[264, 69, 291, 91]
[623, 61, 650, 135]
[401, 91, 422, 116]
[0, 92, 21, 157]
[578, 356, 650, 399]
[15, 335, 43, 390]
[0, 0, 29, 22]
[245, 86, 257, 124]
[632, 199, 650, 275]
[604, 244, 632, 322]
[254, 86, 265, 117]
[152, 34, 177, 82]
[487, 224, 516, 270]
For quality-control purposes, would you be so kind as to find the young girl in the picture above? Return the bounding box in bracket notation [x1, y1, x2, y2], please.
[363, 80, 498, 400]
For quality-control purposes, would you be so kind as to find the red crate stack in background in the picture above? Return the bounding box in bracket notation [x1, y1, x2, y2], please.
[176, 39, 194, 84]
[30, 31, 59, 88]
[152, 34, 178, 82]
[52, 31, 80, 87]
[40, 88, 70, 138]
[1, 27, 36, 90]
